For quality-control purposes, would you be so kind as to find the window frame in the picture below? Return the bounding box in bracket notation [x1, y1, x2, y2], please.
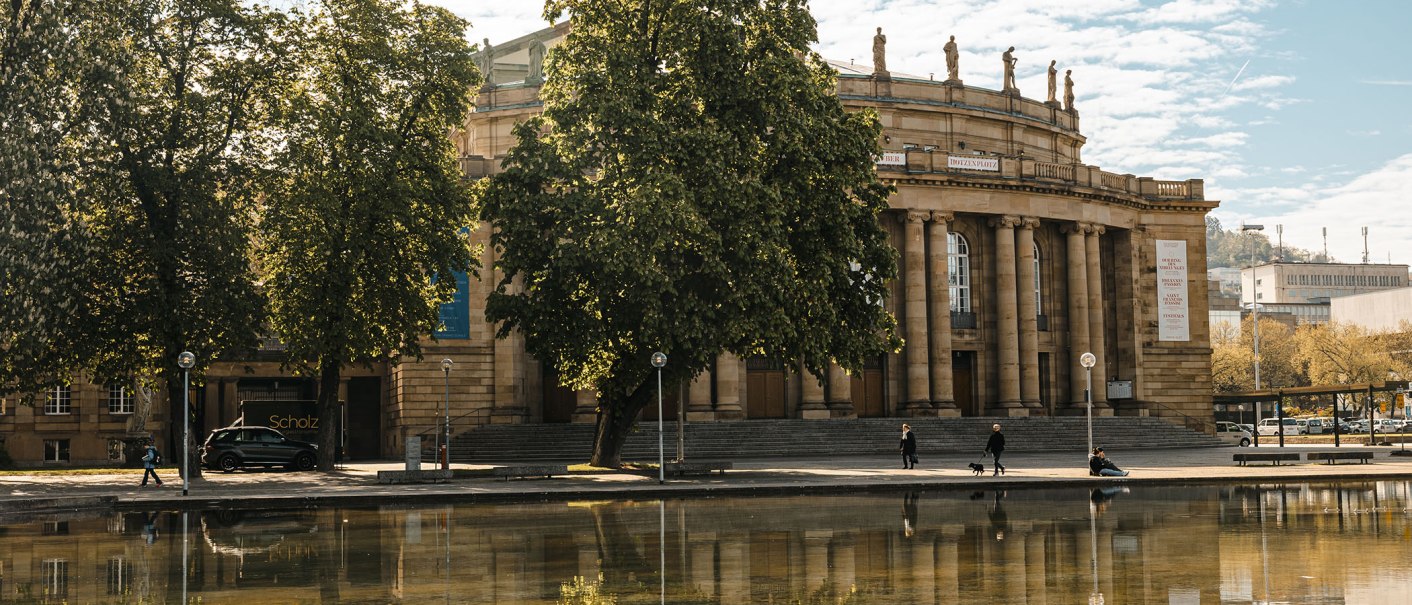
[948, 232, 972, 313]
[107, 384, 134, 415]
[1032, 242, 1043, 315]
[44, 439, 71, 462]
[44, 384, 72, 415]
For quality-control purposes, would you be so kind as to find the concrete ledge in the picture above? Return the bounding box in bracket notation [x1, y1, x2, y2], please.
[376, 469, 452, 484]
[0, 495, 117, 515]
[491, 465, 568, 480]
[1234, 452, 1301, 466]
[665, 461, 733, 476]
[1307, 451, 1374, 465]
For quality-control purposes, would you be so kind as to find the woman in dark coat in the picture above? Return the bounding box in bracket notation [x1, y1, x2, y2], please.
[899, 424, 917, 469]
[984, 423, 1006, 476]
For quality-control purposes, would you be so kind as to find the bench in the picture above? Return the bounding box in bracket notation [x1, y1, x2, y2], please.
[1307, 451, 1374, 465]
[491, 464, 568, 480]
[664, 461, 733, 477]
[376, 469, 452, 484]
[1233, 452, 1302, 466]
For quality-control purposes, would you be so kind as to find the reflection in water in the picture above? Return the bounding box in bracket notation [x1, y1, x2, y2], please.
[3, 482, 1412, 603]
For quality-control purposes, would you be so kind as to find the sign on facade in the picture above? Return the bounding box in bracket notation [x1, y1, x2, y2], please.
[875, 152, 906, 166]
[434, 270, 471, 339]
[947, 156, 1000, 171]
[1155, 240, 1190, 342]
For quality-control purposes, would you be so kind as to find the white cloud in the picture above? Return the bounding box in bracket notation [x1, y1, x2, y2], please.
[1347, 129, 1382, 137]
[1361, 80, 1412, 86]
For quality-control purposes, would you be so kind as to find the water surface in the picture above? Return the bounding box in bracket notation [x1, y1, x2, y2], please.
[3, 482, 1412, 603]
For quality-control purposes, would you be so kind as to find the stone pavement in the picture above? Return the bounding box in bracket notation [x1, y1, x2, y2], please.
[4, 444, 1412, 512]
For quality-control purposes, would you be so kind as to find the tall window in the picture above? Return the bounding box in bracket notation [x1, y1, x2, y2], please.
[44, 439, 70, 462]
[42, 559, 67, 599]
[108, 384, 134, 415]
[45, 384, 71, 415]
[1033, 242, 1043, 315]
[107, 557, 131, 596]
[948, 233, 971, 312]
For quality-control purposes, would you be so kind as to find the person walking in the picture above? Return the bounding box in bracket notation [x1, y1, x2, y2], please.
[1088, 447, 1129, 477]
[140, 440, 163, 487]
[984, 423, 1006, 476]
[899, 424, 917, 469]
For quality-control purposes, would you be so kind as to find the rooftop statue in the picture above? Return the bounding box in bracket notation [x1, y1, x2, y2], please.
[873, 27, 887, 74]
[1064, 69, 1076, 112]
[1047, 60, 1058, 104]
[478, 38, 495, 89]
[943, 35, 959, 81]
[527, 40, 546, 85]
[1002, 46, 1017, 93]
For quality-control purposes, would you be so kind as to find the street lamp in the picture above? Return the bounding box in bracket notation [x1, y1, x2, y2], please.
[441, 358, 453, 470]
[651, 352, 667, 484]
[176, 351, 195, 497]
[1242, 223, 1264, 445]
[1081, 352, 1096, 456]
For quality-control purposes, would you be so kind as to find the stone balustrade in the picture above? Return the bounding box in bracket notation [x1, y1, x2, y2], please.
[871, 151, 1203, 201]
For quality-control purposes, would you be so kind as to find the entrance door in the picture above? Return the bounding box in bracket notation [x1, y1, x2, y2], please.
[746, 356, 787, 419]
[346, 377, 382, 459]
[851, 355, 886, 417]
[542, 366, 577, 424]
[953, 351, 977, 416]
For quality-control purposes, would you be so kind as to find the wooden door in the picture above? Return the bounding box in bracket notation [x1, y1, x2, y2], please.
[953, 351, 977, 416]
[851, 356, 886, 417]
[542, 367, 577, 424]
[746, 356, 787, 419]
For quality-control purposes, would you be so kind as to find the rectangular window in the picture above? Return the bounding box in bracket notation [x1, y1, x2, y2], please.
[108, 384, 134, 414]
[107, 557, 131, 596]
[45, 384, 71, 415]
[44, 439, 70, 462]
[42, 559, 67, 599]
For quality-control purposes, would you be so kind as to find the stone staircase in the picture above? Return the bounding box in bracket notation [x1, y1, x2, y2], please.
[448, 416, 1225, 463]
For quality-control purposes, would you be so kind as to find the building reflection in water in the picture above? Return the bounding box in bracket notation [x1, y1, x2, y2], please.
[2, 482, 1412, 603]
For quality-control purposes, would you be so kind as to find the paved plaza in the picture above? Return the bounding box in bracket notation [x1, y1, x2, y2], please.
[4, 444, 1412, 513]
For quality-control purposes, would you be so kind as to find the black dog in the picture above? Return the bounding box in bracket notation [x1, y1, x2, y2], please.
[968, 462, 986, 476]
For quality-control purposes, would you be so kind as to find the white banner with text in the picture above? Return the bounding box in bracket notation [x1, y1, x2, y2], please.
[1156, 239, 1190, 342]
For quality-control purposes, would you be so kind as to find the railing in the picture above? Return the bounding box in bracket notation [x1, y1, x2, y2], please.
[1032, 161, 1075, 182]
[951, 311, 977, 329]
[1036, 314, 1049, 332]
[1155, 181, 1190, 198]
[1098, 171, 1128, 190]
[1139, 398, 1218, 435]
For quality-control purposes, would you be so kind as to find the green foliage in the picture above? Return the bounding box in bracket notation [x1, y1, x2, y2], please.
[1205, 216, 1332, 269]
[559, 574, 617, 605]
[260, 0, 480, 469]
[0, 0, 95, 396]
[481, 0, 901, 465]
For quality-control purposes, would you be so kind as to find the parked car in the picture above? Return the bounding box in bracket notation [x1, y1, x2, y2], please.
[1294, 418, 1310, 435]
[1301, 417, 1330, 435]
[1257, 417, 1301, 437]
[1216, 421, 1253, 447]
[202, 426, 318, 472]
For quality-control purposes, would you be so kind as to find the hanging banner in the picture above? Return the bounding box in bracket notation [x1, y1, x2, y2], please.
[1156, 239, 1190, 342]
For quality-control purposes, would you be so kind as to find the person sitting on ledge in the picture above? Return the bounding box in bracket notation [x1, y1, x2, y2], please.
[1088, 447, 1129, 477]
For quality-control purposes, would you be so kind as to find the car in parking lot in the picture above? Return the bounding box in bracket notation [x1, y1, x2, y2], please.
[1257, 417, 1301, 436]
[202, 426, 318, 472]
[1216, 421, 1252, 447]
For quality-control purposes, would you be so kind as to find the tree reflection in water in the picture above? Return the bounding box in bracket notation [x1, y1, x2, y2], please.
[1, 483, 1411, 603]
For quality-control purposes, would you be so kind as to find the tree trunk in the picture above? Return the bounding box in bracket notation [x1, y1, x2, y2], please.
[589, 379, 653, 468]
[166, 371, 202, 480]
[316, 359, 342, 471]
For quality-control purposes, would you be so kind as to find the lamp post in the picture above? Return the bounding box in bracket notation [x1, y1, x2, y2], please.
[651, 352, 667, 484]
[441, 358, 453, 470]
[1241, 223, 1264, 445]
[176, 351, 195, 497]
[1081, 352, 1096, 456]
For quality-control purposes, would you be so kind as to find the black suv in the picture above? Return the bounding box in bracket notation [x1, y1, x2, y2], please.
[202, 426, 318, 472]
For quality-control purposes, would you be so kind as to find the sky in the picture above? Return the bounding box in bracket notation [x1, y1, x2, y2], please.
[431, 0, 1412, 266]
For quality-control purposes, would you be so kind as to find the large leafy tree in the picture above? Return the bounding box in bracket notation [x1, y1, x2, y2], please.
[480, 0, 901, 467]
[259, 0, 479, 470]
[0, 0, 93, 397]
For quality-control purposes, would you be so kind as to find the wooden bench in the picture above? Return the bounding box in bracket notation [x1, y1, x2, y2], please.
[664, 461, 733, 477]
[491, 464, 568, 480]
[1233, 452, 1302, 466]
[1307, 451, 1374, 465]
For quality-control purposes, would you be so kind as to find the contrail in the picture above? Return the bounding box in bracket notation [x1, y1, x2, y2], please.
[1223, 59, 1250, 96]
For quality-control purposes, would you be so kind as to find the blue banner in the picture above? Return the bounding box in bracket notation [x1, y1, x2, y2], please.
[435, 270, 471, 339]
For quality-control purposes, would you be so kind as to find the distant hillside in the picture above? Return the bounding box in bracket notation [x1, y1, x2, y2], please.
[1206, 217, 1334, 269]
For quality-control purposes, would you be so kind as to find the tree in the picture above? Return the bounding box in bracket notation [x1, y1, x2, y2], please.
[1209, 317, 1300, 392]
[479, 0, 901, 467]
[260, 0, 480, 470]
[0, 0, 94, 398]
[69, 0, 293, 476]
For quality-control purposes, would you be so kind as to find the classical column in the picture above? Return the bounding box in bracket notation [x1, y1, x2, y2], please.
[715, 352, 744, 420]
[928, 212, 959, 416]
[799, 363, 828, 419]
[1016, 218, 1042, 410]
[687, 372, 714, 422]
[804, 531, 831, 593]
[827, 362, 854, 418]
[1065, 223, 1091, 408]
[902, 211, 932, 415]
[492, 272, 528, 422]
[991, 216, 1024, 412]
[1086, 225, 1111, 410]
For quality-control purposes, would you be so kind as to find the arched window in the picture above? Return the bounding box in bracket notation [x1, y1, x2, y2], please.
[1033, 242, 1043, 315]
[948, 233, 971, 313]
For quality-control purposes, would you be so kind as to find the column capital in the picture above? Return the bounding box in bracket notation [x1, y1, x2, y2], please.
[1062, 221, 1085, 235]
[1018, 217, 1040, 230]
[989, 215, 1021, 229]
[1085, 223, 1106, 236]
[906, 210, 930, 224]
[931, 211, 955, 224]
